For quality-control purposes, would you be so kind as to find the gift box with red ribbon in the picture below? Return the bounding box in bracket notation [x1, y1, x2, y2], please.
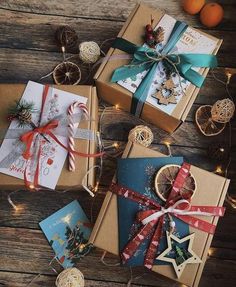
[90, 142, 230, 287]
[0, 82, 100, 191]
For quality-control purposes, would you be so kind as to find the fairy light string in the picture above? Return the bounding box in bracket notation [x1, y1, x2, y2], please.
[211, 69, 235, 208]
[5, 68, 236, 287]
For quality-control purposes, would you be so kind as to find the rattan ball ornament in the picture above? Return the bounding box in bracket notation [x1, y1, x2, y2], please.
[211, 98, 235, 123]
[128, 125, 154, 147]
[55, 268, 84, 287]
[79, 41, 101, 64]
[55, 26, 79, 51]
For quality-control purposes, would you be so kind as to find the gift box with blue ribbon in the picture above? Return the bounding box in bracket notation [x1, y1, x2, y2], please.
[94, 4, 222, 133]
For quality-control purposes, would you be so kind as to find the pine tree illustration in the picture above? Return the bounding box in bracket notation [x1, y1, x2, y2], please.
[175, 245, 192, 266]
[65, 225, 93, 264]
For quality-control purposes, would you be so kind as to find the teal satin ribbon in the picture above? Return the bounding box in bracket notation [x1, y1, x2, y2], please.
[111, 21, 218, 117]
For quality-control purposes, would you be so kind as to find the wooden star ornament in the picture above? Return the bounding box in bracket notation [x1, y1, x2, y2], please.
[156, 232, 202, 278]
[152, 78, 178, 105]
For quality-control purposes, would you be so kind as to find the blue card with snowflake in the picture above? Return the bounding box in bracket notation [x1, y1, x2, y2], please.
[117, 157, 189, 267]
[39, 200, 92, 268]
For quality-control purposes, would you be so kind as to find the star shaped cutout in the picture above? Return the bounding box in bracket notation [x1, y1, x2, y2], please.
[156, 232, 202, 278]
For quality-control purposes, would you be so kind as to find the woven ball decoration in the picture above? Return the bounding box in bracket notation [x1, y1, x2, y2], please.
[79, 41, 101, 64]
[55, 268, 85, 287]
[55, 26, 79, 50]
[128, 125, 154, 147]
[211, 98, 235, 123]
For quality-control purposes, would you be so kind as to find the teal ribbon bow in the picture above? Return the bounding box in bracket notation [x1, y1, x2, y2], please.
[111, 21, 218, 117]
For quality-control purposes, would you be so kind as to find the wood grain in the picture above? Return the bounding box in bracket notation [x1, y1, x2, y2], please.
[0, 0, 236, 286]
[0, 226, 236, 287]
[0, 0, 235, 30]
[0, 271, 148, 287]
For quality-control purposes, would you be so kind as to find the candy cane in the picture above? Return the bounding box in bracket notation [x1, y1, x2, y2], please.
[67, 102, 89, 171]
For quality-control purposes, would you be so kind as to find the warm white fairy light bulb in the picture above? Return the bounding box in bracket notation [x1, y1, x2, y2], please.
[164, 141, 172, 156]
[113, 142, 119, 149]
[215, 166, 223, 174]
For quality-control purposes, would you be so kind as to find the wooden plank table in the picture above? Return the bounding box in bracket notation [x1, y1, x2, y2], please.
[0, 1, 236, 286]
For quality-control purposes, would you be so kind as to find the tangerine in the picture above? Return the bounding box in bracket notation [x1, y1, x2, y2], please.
[182, 0, 205, 15]
[200, 3, 224, 28]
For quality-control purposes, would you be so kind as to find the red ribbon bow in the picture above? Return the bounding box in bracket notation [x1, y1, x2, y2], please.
[20, 120, 59, 160]
[110, 163, 225, 269]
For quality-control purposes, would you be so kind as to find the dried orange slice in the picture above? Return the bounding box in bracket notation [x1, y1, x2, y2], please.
[154, 164, 196, 202]
[195, 105, 225, 136]
[53, 61, 81, 85]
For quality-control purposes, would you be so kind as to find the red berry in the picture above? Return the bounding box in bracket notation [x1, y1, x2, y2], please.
[146, 33, 154, 41]
[146, 24, 153, 33]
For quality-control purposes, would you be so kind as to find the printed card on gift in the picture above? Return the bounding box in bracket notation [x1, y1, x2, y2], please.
[40, 200, 92, 268]
[0, 81, 87, 189]
[118, 14, 219, 115]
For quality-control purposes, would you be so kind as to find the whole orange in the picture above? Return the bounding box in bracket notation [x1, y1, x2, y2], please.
[200, 3, 224, 28]
[182, 0, 205, 15]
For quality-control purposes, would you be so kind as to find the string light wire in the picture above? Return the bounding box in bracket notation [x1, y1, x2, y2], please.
[211, 69, 235, 208]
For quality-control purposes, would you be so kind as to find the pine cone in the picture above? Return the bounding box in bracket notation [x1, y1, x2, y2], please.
[18, 109, 32, 124]
[154, 26, 165, 44]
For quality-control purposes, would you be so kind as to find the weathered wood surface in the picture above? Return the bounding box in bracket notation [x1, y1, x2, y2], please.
[0, 0, 236, 287]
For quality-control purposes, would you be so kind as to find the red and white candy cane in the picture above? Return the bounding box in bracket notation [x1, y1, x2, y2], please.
[67, 102, 89, 171]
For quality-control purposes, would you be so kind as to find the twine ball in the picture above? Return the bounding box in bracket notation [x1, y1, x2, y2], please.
[55, 268, 85, 287]
[128, 125, 154, 147]
[211, 98, 235, 123]
[79, 41, 101, 64]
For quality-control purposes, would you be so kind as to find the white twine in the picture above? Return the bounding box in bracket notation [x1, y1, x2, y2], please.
[79, 41, 101, 64]
[55, 267, 85, 287]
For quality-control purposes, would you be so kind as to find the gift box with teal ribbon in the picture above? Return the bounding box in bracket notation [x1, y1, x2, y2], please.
[94, 4, 222, 133]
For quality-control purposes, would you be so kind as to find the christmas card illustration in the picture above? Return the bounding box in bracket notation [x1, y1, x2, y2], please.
[118, 14, 218, 115]
[39, 200, 93, 268]
[0, 81, 87, 189]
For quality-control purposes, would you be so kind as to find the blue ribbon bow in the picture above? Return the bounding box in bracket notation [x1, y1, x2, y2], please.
[111, 21, 218, 117]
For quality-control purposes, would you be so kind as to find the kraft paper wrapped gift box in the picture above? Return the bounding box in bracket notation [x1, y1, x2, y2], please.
[0, 84, 98, 190]
[89, 142, 230, 287]
[94, 4, 222, 133]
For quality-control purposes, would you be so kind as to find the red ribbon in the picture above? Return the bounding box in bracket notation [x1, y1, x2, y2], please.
[20, 85, 103, 189]
[110, 163, 225, 269]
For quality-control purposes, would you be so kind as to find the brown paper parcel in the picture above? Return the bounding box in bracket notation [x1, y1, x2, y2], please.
[89, 142, 229, 287]
[94, 4, 222, 133]
[0, 84, 98, 190]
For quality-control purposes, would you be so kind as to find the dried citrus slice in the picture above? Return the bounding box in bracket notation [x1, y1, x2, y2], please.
[154, 164, 196, 202]
[195, 105, 226, 136]
[53, 61, 81, 85]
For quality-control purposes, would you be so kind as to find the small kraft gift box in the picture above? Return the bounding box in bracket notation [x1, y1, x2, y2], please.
[0, 81, 99, 190]
[89, 141, 230, 287]
[94, 4, 222, 133]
